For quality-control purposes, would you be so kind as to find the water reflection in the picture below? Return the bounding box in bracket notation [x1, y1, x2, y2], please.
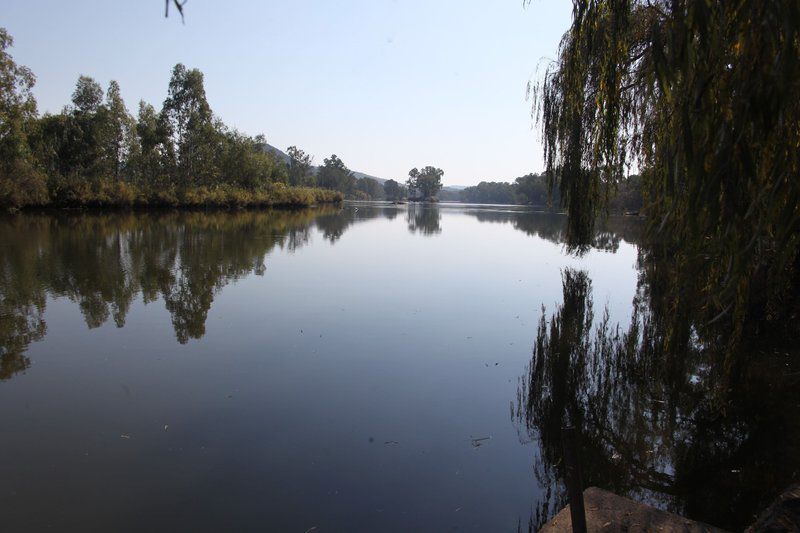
[0, 209, 331, 376]
[467, 208, 640, 253]
[514, 268, 800, 531]
[315, 205, 399, 242]
[407, 204, 442, 235]
[0, 205, 638, 381]
[6, 203, 784, 531]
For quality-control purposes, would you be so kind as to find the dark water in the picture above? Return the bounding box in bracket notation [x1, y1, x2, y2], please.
[0, 204, 795, 532]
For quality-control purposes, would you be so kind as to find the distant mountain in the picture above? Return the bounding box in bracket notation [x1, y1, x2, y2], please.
[262, 143, 291, 164]
[351, 171, 386, 184]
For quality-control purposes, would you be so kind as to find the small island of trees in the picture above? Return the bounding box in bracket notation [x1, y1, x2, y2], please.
[406, 166, 444, 201]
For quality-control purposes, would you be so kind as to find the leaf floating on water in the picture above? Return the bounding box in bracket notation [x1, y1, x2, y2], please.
[470, 436, 491, 448]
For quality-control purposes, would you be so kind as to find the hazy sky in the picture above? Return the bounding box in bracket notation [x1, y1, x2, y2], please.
[4, 1, 571, 186]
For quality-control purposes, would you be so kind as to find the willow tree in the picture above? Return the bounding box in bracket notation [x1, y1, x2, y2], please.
[534, 1, 800, 356]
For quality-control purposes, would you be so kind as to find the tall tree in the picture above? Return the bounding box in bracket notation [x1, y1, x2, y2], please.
[286, 145, 314, 187]
[49, 75, 108, 181]
[160, 63, 217, 187]
[0, 28, 46, 206]
[133, 101, 168, 188]
[71, 75, 103, 115]
[103, 81, 136, 180]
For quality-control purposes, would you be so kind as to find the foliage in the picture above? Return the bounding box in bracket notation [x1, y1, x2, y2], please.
[317, 154, 356, 195]
[435, 187, 461, 202]
[0, 28, 340, 210]
[383, 179, 406, 201]
[607, 173, 642, 213]
[406, 166, 443, 199]
[532, 1, 800, 352]
[0, 29, 47, 207]
[160, 64, 217, 187]
[460, 181, 516, 204]
[355, 176, 384, 200]
[286, 146, 315, 187]
[513, 173, 555, 206]
[455, 173, 638, 209]
[103, 80, 138, 180]
[71, 75, 103, 114]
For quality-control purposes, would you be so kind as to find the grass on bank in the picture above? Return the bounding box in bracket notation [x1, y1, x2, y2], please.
[1, 176, 343, 210]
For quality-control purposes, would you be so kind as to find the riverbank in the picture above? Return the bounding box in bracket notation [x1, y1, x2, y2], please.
[2, 182, 343, 211]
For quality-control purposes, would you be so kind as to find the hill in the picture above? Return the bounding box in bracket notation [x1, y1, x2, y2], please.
[263, 144, 387, 184]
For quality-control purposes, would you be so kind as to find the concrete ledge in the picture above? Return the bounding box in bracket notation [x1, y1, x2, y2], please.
[539, 487, 728, 532]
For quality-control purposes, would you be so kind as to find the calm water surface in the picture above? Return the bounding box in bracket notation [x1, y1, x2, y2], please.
[0, 204, 794, 532]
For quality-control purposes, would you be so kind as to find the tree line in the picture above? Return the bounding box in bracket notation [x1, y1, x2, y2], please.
[0, 25, 449, 209]
[457, 173, 641, 211]
[283, 150, 395, 201]
[313, 164, 445, 202]
[0, 28, 342, 209]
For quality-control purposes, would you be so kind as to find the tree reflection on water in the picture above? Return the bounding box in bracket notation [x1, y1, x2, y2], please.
[0, 206, 637, 381]
[514, 268, 800, 531]
[0, 209, 332, 376]
[3, 205, 793, 529]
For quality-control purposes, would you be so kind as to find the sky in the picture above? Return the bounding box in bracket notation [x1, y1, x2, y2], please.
[4, 0, 571, 186]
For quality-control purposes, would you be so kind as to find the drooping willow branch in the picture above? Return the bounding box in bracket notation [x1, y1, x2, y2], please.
[528, 0, 800, 356]
[165, 0, 187, 22]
